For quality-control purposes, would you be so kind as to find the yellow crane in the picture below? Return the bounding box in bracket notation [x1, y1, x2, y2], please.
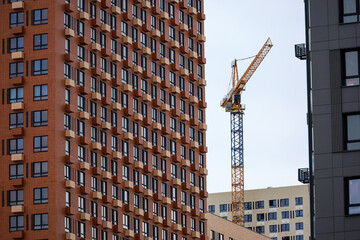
[220, 38, 273, 225]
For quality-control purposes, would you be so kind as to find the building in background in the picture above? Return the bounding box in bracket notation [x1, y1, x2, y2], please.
[207, 213, 270, 240]
[0, 0, 207, 239]
[208, 185, 309, 240]
[304, 0, 360, 239]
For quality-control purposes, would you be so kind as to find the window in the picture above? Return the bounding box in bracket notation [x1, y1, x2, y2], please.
[257, 213, 264, 222]
[32, 110, 48, 127]
[65, 217, 72, 233]
[269, 225, 277, 233]
[282, 211, 289, 219]
[280, 198, 289, 207]
[34, 188, 48, 204]
[34, 136, 48, 152]
[255, 201, 264, 209]
[268, 212, 277, 220]
[281, 223, 290, 232]
[295, 210, 303, 218]
[219, 204, 227, 212]
[34, 85, 48, 101]
[269, 199, 277, 208]
[9, 62, 24, 78]
[255, 226, 264, 234]
[32, 59, 48, 75]
[9, 164, 24, 179]
[8, 36, 24, 53]
[346, 177, 360, 215]
[8, 87, 23, 103]
[8, 189, 24, 206]
[295, 197, 303, 205]
[78, 222, 86, 238]
[296, 236, 304, 240]
[345, 113, 360, 150]
[32, 162, 48, 177]
[10, 12, 24, 28]
[8, 138, 24, 154]
[344, 50, 360, 86]
[244, 214, 252, 222]
[9, 216, 24, 232]
[296, 222, 303, 230]
[9, 113, 24, 129]
[32, 213, 48, 230]
[32, 9, 48, 25]
[34, 34, 48, 50]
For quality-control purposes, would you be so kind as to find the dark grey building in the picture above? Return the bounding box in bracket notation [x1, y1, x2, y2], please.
[307, 0, 360, 239]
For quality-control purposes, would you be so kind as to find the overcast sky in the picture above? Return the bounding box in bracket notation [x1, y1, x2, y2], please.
[204, 0, 308, 193]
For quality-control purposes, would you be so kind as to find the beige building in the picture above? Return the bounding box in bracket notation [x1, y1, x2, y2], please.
[208, 185, 310, 240]
[208, 213, 270, 240]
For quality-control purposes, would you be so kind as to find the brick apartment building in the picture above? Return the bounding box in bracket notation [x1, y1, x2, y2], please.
[0, 0, 207, 239]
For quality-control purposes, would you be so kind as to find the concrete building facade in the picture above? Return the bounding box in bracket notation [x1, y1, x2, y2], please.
[207, 213, 270, 240]
[0, 0, 207, 239]
[307, 0, 360, 239]
[208, 185, 310, 240]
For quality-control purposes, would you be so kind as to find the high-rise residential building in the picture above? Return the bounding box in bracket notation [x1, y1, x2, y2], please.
[208, 185, 310, 240]
[304, 0, 360, 239]
[0, 0, 207, 239]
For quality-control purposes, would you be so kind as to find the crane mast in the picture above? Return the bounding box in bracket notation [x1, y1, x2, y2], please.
[221, 38, 273, 226]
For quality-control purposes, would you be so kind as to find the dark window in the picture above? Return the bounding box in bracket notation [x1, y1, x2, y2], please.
[8, 138, 24, 154]
[295, 210, 303, 218]
[269, 225, 277, 233]
[34, 188, 48, 204]
[9, 164, 24, 179]
[9, 216, 24, 232]
[34, 34, 48, 50]
[9, 62, 24, 78]
[32, 162, 48, 177]
[8, 189, 24, 206]
[32, 9, 48, 25]
[296, 222, 303, 230]
[10, 12, 24, 28]
[9, 113, 24, 129]
[8, 37, 24, 53]
[32, 110, 48, 127]
[295, 197, 303, 205]
[346, 177, 360, 215]
[32, 213, 48, 230]
[269, 199, 277, 208]
[8, 87, 23, 103]
[32, 59, 48, 75]
[34, 136, 48, 152]
[34, 85, 48, 101]
[282, 211, 289, 219]
[257, 213, 265, 221]
[255, 226, 264, 234]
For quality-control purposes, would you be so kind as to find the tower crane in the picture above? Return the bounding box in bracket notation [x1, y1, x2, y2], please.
[220, 38, 273, 226]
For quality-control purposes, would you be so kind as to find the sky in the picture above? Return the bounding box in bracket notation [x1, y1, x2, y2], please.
[204, 0, 308, 193]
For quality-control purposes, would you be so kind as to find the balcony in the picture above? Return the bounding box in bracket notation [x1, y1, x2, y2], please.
[65, 180, 75, 189]
[11, 205, 24, 213]
[112, 151, 122, 159]
[11, 153, 24, 162]
[162, 197, 171, 205]
[122, 36, 132, 45]
[91, 43, 101, 52]
[170, 41, 180, 49]
[135, 208, 144, 216]
[199, 78, 207, 86]
[11, 102, 24, 111]
[151, 29, 161, 38]
[79, 162, 90, 170]
[199, 123, 207, 131]
[189, 96, 198, 104]
[180, 68, 189, 77]
[79, 11, 89, 20]
[64, 78, 75, 88]
[79, 111, 90, 120]
[12, 1, 24, 10]
[134, 161, 144, 169]
[80, 213, 91, 221]
[182, 205, 190, 213]
[125, 230, 134, 238]
[151, 76, 161, 84]
[189, 51, 198, 59]
[144, 141, 152, 149]
[197, 34, 206, 43]
[153, 169, 162, 178]
[103, 221, 112, 229]
[160, 57, 170, 66]
[161, 104, 170, 112]
[102, 171, 112, 180]
[111, 53, 121, 62]
[112, 199, 122, 208]
[172, 178, 181, 186]
[111, 6, 121, 14]
[64, 28, 75, 37]
[179, 24, 188, 32]
[180, 113, 189, 122]
[65, 233, 76, 240]
[181, 159, 190, 167]
[101, 24, 111, 33]
[144, 189, 153, 197]
[171, 132, 180, 140]
[154, 216, 163, 224]
[92, 191, 102, 200]
[64, 130, 75, 139]
[79, 61, 90, 70]
[11, 51, 24, 60]
[160, 12, 169, 20]
[91, 142, 102, 151]
[141, 1, 151, 8]
[124, 181, 134, 189]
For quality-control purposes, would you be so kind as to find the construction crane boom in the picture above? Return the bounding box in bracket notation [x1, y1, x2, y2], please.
[220, 38, 273, 226]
